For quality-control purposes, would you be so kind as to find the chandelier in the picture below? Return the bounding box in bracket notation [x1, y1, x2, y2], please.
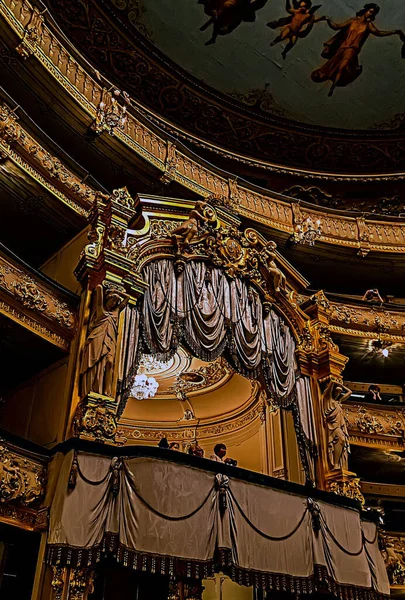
[293, 217, 322, 246]
[131, 356, 161, 400]
[91, 89, 129, 136]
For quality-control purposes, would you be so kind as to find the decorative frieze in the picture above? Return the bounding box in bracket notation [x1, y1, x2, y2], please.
[344, 403, 405, 449]
[0, 443, 46, 506]
[0, 250, 77, 345]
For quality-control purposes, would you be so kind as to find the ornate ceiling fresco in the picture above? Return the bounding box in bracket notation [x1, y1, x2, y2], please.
[120, 0, 405, 130]
[43, 0, 405, 173]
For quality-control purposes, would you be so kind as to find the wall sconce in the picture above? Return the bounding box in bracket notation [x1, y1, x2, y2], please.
[293, 216, 322, 246]
[370, 337, 392, 357]
[90, 88, 130, 136]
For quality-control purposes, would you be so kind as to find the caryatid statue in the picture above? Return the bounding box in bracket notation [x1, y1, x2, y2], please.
[322, 380, 352, 470]
[80, 284, 129, 398]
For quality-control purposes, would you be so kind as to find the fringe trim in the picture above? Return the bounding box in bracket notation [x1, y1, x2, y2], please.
[46, 537, 215, 579]
[45, 543, 388, 600]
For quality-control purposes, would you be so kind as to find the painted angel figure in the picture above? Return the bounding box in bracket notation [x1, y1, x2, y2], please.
[267, 0, 324, 59]
[198, 0, 269, 46]
[311, 3, 405, 97]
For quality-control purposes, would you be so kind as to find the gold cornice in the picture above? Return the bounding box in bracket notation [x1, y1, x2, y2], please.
[294, 292, 405, 341]
[0, 102, 96, 216]
[3, 0, 405, 253]
[0, 249, 78, 349]
[345, 402, 405, 450]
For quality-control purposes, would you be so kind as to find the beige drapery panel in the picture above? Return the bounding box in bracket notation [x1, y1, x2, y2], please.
[296, 376, 318, 483]
[47, 453, 389, 599]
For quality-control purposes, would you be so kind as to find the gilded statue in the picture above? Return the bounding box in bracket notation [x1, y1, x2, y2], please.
[311, 4, 405, 96]
[171, 201, 209, 246]
[80, 285, 129, 398]
[323, 380, 352, 470]
[262, 241, 286, 293]
[267, 0, 324, 60]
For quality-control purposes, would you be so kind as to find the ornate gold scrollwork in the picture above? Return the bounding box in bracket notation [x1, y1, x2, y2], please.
[0, 444, 46, 506]
[13, 275, 48, 312]
[325, 471, 365, 505]
[68, 567, 95, 600]
[169, 202, 287, 297]
[73, 393, 126, 445]
[51, 566, 66, 600]
[0, 253, 76, 333]
[382, 534, 405, 586]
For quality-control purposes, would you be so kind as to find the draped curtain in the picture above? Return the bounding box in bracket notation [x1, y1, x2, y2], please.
[118, 258, 316, 480]
[125, 259, 297, 400]
[296, 376, 318, 483]
[47, 453, 389, 599]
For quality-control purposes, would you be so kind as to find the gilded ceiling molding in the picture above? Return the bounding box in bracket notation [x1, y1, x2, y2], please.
[344, 403, 405, 451]
[0, 249, 78, 349]
[3, 0, 405, 253]
[0, 438, 48, 531]
[0, 103, 95, 216]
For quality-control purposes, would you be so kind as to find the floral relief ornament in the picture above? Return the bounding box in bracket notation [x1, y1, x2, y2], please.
[13, 275, 48, 311]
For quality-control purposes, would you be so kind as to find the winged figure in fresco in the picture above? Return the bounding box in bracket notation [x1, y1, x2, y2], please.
[198, 0, 269, 46]
[267, 0, 324, 59]
[311, 3, 405, 97]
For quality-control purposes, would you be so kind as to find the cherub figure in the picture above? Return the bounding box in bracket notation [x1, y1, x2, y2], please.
[267, 0, 324, 59]
[171, 201, 209, 246]
[262, 241, 286, 293]
[198, 0, 268, 46]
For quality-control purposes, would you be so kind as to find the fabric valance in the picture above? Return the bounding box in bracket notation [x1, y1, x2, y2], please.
[121, 259, 297, 406]
[47, 452, 389, 599]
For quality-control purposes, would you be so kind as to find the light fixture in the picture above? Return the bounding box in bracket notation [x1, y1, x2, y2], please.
[293, 217, 322, 246]
[91, 89, 129, 136]
[131, 356, 160, 400]
[370, 337, 392, 357]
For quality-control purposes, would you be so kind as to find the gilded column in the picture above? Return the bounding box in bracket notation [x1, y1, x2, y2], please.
[297, 291, 364, 503]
